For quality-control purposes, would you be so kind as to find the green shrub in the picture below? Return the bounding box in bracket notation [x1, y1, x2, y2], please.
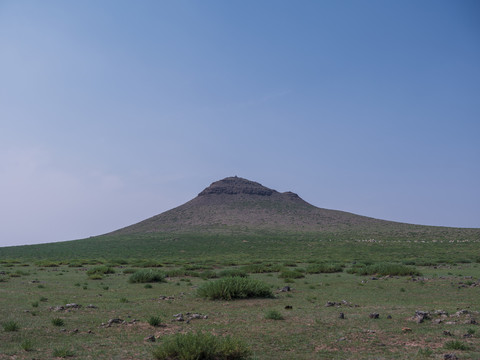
[122, 268, 136, 274]
[152, 332, 250, 360]
[144, 284, 153, 289]
[241, 263, 283, 273]
[20, 339, 34, 351]
[3, 320, 19, 332]
[305, 263, 343, 274]
[52, 347, 74, 358]
[444, 340, 470, 350]
[265, 310, 284, 320]
[51, 318, 65, 327]
[219, 269, 248, 278]
[278, 270, 304, 279]
[200, 270, 218, 280]
[86, 266, 115, 276]
[347, 263, 421, 276]
[128, 269, 166, 283]
[31, 301, 39, 308]
[198, 277, 274, 300]
[120, 297, 128, 303]
[148, 316, 162, 327]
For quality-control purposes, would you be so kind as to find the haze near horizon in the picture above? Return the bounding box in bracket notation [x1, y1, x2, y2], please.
[1, 1, 479, 247]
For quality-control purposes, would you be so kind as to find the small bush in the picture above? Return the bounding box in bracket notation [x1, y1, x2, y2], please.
[122, 268, 136, 274]
[152, 332, 250, 360]
[88, 274, 103, 280]
[241, 263, 283, 273]
[265, 310, 284, 320]
[39, 296, 48, 302]
[198, 277, 274, 300]
[144, 284, 153, 289]
[148, 316, 162, 327]
[21, 339, 34, 351]
[347, 263, 421, 276]
[3, 320, 19, 332]
[444, 340, 470, 350]
[120, 297, 128, 303]
[129, 269, 166, 283]
[219, 269, 249, 278]
[86, 266, 115, 276]
[279, 270, 304, 279]
[200, 270, 218, 280]
[51, 318, 65, 327]
[31, 301, 39, 308]
[52, 347, 74, 358]
[305, 263, 343, 274]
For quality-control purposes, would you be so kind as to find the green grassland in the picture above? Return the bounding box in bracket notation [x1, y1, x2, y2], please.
[1, 234, 479, 359]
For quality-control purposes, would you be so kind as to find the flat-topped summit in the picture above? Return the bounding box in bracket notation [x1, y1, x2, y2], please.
[198, 176, 277, 197]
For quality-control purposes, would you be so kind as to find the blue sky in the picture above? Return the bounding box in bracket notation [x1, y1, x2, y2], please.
[1, 1, 479, 246]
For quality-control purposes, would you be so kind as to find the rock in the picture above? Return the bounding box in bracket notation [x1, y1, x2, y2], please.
[463, 333, 473, 338]
[414, 310, 430, 323]
[144, 335, 156, 342]
[433, 319, 443, 324]
[338, 337, 346, 341]
[387, 315, 392, 319]
[173, 313, 184, 322]
[402, 327, 412, 333]
[105, 318, 124, 327]
[339, 312, 345, 319]
[65, 303, 81, 309]
[369, 313, 379, 319]
[284, 305, 292, 310]
[325, 301, 336, 307]
[86, 304, 97, 309]
[280, 286, 291, 292]
[443, 354, 458, 360]
[370, 277, 378, 280]
[71, 328, 79, 333]
[443, 330, 452, 336]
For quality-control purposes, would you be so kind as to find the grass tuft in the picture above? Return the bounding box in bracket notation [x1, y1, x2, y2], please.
[52, 347, 75, 358]
[51, 318, 65, 327]
[20, 339, 34, 351]
[305, 263, 343, 274]
[128, 269, 166, 283]
[444, 340, 470, 350]
[347, 263, 421, 276]
[3, 320, 19, 332]
[198, 276, 273, 300]
[265, 309, 284, 320]
[148, 316, 162, 327]
[152, 332, 250, 360]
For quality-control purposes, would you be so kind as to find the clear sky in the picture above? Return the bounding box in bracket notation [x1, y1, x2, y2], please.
[1, 1, 479, 247]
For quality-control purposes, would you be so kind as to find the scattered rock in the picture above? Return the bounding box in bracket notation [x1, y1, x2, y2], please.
[280, 286, 291, 292]
[413, 310, 430, 323]
[387, 315, 392, 319]
[71, 328, 79, 334]
[369, 313, 379, 319]
[339, 312, 345, 319]
[337, 337, 346, 342]
[463, 333, 473, 338]
[86, 304, 97, 309]
[433, 319, 443, 324]
[158, 295, 175, 301]
[144, 335, 156, 342]
[443, 330, 453, 336]
[172, 312, 208, 322]
[402, 327, 412, 333]
[284, 305, 292, 310]
[443, 354, 458, 360]
[325, 301, 336, 307]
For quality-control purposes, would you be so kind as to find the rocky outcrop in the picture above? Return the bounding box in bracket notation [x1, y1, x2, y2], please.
[198, 176, 276, 197]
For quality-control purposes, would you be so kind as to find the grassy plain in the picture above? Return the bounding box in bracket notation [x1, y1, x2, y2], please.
[0, 234, 479, 359]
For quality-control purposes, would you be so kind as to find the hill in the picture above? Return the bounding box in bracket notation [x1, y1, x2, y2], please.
[109, 176, 479, 240]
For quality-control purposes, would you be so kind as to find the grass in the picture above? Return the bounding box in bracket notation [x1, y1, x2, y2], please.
[197, 276, 274, 300]
[128, 269, 166, 283]
[347, 263, 421, 276]
[148, 316, 162, 327]
[444, 340, 470, 351]
[3, 320, 19, 332]
[152, 332, 251, 360]
[52, 347, 75, 358]
[305, 263, 343, 274]
[265, 309, 284, 320]
[20, 339, 34, 352]
[51, 318, 65, 327]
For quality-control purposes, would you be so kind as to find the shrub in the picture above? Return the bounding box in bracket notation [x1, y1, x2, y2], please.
[305, 263, 343, 274]
[21, 339, 34, 351]
[119, 297, 128, 303]
[144, 284, 152, 289]
[152, 332, 250, 360]
[122, 268, 136, 274]
[219, 269, 248, 278]
[148, 316, 162, 327]
[278, 270, 304, 279]
[128, 269, 166, 283]
[52, 347, 74, 358]
[86, 266, 115, 276]
[51, 318, 65, 327]
[347, 263, 421, 276]
[241, 263, 283, 273]
[200, 270, 218, 280]
[3, 320, 19, 332]
[265, 310, 284, 320]
[31, 301, 39, 308]
[197, 277, 274, 300]
[444, 340, 470, 350]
